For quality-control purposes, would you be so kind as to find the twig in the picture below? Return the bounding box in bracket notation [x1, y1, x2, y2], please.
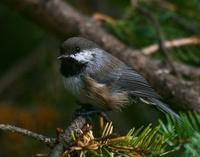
[172, 15, 200, 36]
[131, 0, 181, 77]
[141, 36, 200, 55]
[156, 1, 200, 35]
[0, 115, 90, 157]
[0, 124, 55, 148]
[92, 13, 116, 24]
[0, 116, 89, 157]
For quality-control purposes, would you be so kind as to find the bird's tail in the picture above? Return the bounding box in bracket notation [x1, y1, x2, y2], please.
[149, 98, 180, 120]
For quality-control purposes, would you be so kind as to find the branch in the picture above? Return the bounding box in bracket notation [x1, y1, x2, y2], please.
[49, 115, 88, 157]
[0, 124, 55, 147]
[173, 62, 200, 80]
[1, 0, 200, 111]
[0, 116, 89, 157]
[142, 36, 200, 55]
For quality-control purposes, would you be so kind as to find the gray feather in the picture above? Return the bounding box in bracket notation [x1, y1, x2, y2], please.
[113, 66, 162, 100]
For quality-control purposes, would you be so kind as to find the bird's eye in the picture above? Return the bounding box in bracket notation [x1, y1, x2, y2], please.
[74, 47, 80, 53]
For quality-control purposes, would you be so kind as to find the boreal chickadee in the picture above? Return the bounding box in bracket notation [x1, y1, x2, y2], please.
[58, 37, 179, 119]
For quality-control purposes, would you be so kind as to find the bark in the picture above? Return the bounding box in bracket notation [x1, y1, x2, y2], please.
[49, 116, 88, 157]
[1, 0, 200, 111]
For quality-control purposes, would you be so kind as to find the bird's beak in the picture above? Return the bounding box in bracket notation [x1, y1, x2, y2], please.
[57, 54, 69, 60]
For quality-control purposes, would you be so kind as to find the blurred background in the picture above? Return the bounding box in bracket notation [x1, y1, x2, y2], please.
[0, 0, 200, 156]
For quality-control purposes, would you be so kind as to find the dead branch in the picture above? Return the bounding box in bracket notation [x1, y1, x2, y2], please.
[0, 124, 55, 147]
[1, 0, 200, 111]
[142, 36, 200, 55]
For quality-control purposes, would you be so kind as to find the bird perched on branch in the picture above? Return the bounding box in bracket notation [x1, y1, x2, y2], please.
[58, 37, 179, 119]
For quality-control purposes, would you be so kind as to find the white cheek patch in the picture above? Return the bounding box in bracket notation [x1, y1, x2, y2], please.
[70, 50, 94, 63]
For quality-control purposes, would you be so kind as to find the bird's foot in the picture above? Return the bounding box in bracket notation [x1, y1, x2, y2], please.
[74, 104, 111, 122]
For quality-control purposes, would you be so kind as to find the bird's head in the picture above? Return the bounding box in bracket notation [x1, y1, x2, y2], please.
[58, 37, 100, 77]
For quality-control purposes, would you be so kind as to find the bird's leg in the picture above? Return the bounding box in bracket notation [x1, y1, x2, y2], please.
[74, 101, 94, 114]
[74, 103, 103, 117]
[74, 101, 111, 122]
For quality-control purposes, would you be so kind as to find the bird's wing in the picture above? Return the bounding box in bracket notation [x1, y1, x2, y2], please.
[112, 66, 180, 118]
[88, 60, 179, 118]
[111, 66, 162, 100]
[86, 51, 161, 100]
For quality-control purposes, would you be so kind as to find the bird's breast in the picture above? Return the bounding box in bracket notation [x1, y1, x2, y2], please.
[63, 76, 85, 100]
[63, 75, 96, 105]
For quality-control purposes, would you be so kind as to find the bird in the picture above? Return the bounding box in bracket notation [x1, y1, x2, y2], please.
[58, 37, 179, 119]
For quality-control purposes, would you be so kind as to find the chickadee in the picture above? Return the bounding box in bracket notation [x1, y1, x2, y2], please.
[58, 37, 179, 119]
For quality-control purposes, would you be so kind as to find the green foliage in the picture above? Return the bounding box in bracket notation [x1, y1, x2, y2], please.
[63, 112, 200, 157]
[159, 112, 200, 156]
[184, 132, 200, 157]
[160, 112, 200, 138]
